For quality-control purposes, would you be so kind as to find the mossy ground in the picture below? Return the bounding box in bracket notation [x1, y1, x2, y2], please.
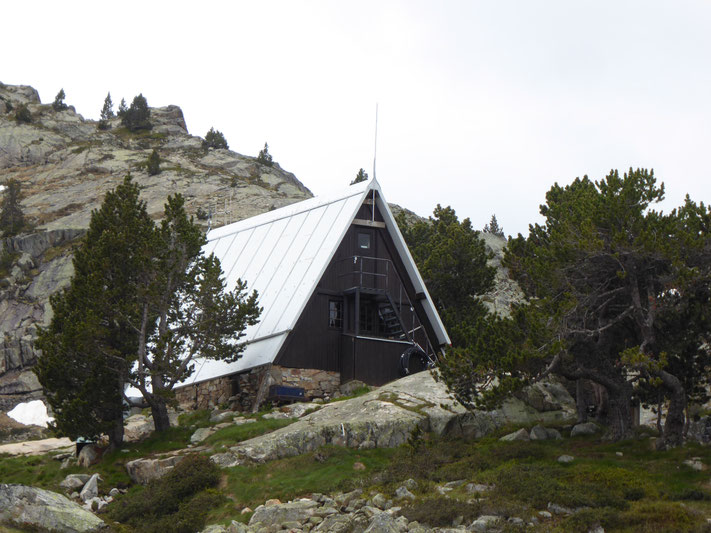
[3, 414, 711, 532]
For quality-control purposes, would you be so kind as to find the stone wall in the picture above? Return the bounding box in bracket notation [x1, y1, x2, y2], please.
[174, 364, 341, 412]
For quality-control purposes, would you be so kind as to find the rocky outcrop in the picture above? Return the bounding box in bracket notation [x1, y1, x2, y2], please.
[0, 82, 315, 411]
[0, 484, 106, 532]
[210, 371, 575, 467]
[478, 232, 526, 317]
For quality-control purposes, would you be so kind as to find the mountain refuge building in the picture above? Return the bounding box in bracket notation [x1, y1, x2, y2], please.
[174, 178, 450, 411]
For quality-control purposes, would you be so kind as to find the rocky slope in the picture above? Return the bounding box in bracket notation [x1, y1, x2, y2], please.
[0, 82, 312, 410]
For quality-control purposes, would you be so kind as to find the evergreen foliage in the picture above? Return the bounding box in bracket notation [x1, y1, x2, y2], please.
[397, 205, 495, 347]
[256, 142, 274, 166]
[202, 127, 229, 150]
[14, 104, 31, 124]
[117, 98, 128, 118]
[0, 179, 26, 237]
[121, 93, 151, 131]
[147, 149, 161, 175]
[351, 168, 368, 185]
[483, 214, 504, 237]
[439, 168, 711, 447]
[98, 92, 114, 130]
[35, 176, 261, 441]
[52, 89, 68, 111]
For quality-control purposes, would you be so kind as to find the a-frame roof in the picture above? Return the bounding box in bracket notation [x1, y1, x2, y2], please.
[182, 178, 449, 386]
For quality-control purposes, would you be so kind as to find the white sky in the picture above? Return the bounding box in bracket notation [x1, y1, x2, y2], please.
[3, 1, 710, 236]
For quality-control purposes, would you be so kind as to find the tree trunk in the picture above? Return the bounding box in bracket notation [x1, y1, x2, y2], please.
[106, 414, 124, 450]
[576, 379, 588, 423]
[150, 399, 172, 433]
[657, 369, 686, 449]
[602, 382, 635, 441]
[656, 392, 663, 435]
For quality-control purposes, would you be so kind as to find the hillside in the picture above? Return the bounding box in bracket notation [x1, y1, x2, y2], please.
[0, 83, 312, 411]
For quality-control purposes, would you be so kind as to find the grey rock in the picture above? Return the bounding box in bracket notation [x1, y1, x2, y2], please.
[470, 515, 501, 532]
[123, 414, 155, 442]
[363, 512, 401, 533]
[191, 427, 215, 444]
[530, 424, 555, 440]
[466, 483, 493, 494]
[109, 488, 120, 497]
[59, 474, 91, 491]
[557, 455, 575, 464]
[571, 422, 600, 437]
[125, 455, 183, 484]
[499, 428, 530, 441]
[395, 486, 415, 500]
[0, 484, 106, 532]
[371, 493, 388, 510]
[249, 498, 319, 526]
[403, 478, 417, 490]
[210, 410, 236, 423]
[538, 510, 552, 519]
[683, 459, 704, 471]
[548, 502, 574, 515]
[79, 473, 100, 502]
[312, 513, 355, 532]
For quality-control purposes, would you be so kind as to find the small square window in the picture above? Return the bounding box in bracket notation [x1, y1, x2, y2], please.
[357, 232, 371, 250]
[329, 300, 343, 329]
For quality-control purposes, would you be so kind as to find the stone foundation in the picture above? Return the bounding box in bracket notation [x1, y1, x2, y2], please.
[174, 365, 341, 412]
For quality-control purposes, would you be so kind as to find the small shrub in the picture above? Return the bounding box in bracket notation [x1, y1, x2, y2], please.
[108, 454, 221, 532]
[196, 207, 209, 221]
[202, 127, 228, 150]
[401, 497, 481, 527]
[351, 168, 368, 185]
[14, 104, 31, 124]
[146, 149, 160, 176]
[52, 89, 68, 111]
[256, 142, 273, 167]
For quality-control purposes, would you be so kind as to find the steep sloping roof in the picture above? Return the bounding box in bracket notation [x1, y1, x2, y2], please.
[183, 178, 449, 386]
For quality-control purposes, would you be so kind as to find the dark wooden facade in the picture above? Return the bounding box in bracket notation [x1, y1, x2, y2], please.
[275, 194, 439, 386]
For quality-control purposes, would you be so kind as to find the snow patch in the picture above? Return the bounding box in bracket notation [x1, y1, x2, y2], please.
[7, 400, 54, 428]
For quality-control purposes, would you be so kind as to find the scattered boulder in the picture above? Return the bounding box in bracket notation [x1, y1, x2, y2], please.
[125, 455, 183, 484]
[77, 444, 101, 467]
[59, 473, 90, 492]
[190, 427, 215, 444]
[500, 428, 530, 441]
[123, 414, 155, 442]
[548, 502, 574, 515]
[571, 422, 600, 437]
[363, 512, 400, 533]
[79, 473, 100, 502]
[683, 458, 705, 471]
[0, 484, 106, 532]
[558, 455, 575, 464]
[395, 486, 415, 500]
[470, 515, 501, 532]
[249, 498, 319, 527]
[530, 424, 562, 440]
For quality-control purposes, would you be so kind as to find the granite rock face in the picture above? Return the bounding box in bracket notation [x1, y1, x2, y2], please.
[211, 371, 576, 467]
[0, 484, 106, 532]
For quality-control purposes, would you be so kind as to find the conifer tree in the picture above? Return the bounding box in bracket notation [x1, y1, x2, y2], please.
[98, 92, 114, 130]
[256, 142, 273, 167]
[117, 98, 128, 118]
[483, 214, 504, 237]
[52, 89, 68, 111]
[202, 127, 229, 150]
[0, 179, 26, 237]
[121, 94, 151, 131]
[351, 168, 368, 185]
[147, 149, 161, 175]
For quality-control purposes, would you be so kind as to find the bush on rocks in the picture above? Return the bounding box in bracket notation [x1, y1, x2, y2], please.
[108, 454, 224, 532]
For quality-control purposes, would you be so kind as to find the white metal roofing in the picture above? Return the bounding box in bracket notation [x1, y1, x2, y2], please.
[181, 178, 450, 386]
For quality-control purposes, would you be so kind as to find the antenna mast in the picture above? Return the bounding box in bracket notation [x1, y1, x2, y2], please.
[373, 103, 378, 181]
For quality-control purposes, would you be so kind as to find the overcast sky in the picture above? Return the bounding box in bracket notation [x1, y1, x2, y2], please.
[3, 1, 710, 236]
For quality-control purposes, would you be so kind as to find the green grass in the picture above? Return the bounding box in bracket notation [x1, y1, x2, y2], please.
[204, 417, 296, 450]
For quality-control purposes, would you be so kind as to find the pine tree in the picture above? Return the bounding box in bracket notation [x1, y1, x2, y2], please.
[202, 127, 229, 150]
[98, 92, 114, 130]
[117, 98, 128, 118]
[146, 149, 161, 175]
[0, 179, 26, 237]
[52, 89, 68, 111]
[483, 214, 504, 237]
[351, 168, 368, 185]
[256, 142, 273, 167]
[121, 94, 151, 131]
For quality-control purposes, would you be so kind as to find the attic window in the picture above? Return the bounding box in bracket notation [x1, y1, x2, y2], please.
[357, 232, 371, 251]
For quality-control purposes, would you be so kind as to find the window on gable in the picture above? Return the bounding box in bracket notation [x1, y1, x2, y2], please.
[357, 232, 371, 251]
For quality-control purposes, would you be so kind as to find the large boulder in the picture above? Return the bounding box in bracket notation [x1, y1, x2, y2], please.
[212, 371, 576, 467]
[0, 484, 106, 532]
[125, 455, 183, 484]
